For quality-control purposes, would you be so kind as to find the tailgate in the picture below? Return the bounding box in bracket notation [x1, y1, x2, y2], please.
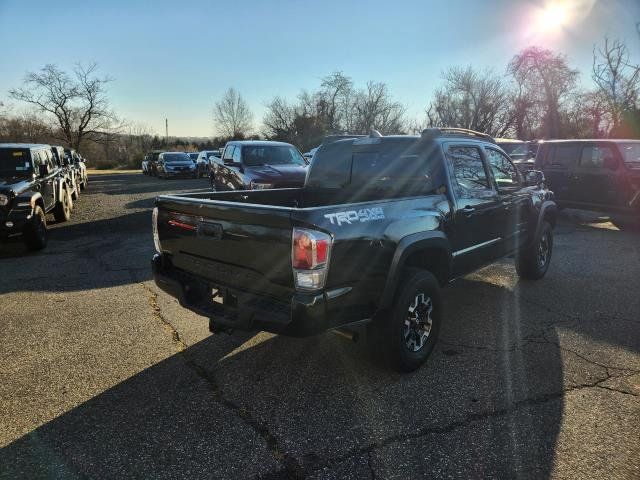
[156, 196, 294, 299]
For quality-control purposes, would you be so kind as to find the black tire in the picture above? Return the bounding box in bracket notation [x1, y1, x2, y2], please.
[516, 221, 553, 280]
[370, 269, 442, 372]
[53, 188, 72, 222]
[24, 205, 48, 251]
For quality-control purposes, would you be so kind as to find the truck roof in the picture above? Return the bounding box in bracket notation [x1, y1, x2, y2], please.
[539, 139, 640, 144]
[226, 140, 293, 147]
[0, 143, 51, 150]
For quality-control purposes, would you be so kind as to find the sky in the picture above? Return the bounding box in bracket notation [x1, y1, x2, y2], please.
[1, 0, 639, 137]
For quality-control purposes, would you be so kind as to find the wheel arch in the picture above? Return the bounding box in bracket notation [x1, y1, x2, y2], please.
[25, 192, 45, 212]
[533, 200, 557, 242]
[379, 231, 452, 310]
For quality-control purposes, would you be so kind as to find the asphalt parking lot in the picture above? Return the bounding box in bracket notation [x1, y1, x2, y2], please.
[0, 172, 638, 479]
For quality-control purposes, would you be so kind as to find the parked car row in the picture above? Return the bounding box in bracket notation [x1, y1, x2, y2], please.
[142, 149, 223, 179]
[142, 136, 639, 229]
[0, 143, 89, 250]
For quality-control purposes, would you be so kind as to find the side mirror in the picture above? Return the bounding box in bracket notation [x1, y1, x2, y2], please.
[603, 156, 618, 170]
[524, 170, 545, 187]
[38, 163, 50, 177]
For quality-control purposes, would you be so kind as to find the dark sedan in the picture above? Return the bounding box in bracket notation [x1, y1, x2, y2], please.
[210, 141, 308, 191]
[156, 152, 197, 179]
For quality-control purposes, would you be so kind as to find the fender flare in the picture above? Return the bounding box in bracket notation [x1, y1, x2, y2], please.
[532, 200, 557, 244]
[18, 191, 44, 213]
[54, 177, 66, 202]
[379, 231, 452, 310]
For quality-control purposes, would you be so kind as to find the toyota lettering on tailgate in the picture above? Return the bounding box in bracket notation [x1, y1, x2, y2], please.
[324, 207, 385, 226]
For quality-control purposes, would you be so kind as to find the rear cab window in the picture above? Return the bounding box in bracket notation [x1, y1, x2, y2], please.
[307, 138, 446, 200]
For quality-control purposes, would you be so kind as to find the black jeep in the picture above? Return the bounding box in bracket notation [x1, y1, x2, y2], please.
[152, 129, 557, 371]
[51, 145, 80, 201]
[64, 148, 88, 191]
[0, 143, 73, 250]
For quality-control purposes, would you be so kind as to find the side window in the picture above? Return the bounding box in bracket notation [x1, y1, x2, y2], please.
[447, 145, 491, 196]
[42, 150, 52, 169]
[580, 145, 615, 169]
[232, 146, 242, 163]
[222, 145, 234, 160]
[546, 144, 579, 167]
[485, 148, 520, 187]
[32, 151, 41, 168]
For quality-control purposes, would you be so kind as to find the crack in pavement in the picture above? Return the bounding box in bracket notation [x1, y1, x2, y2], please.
[541, 329, 640, 375]
[140, 282, 186, 351]
[140, 284, 637, 480]
[257, 369, 637, 479]
[367, 450, 377, 480]
[140, 282, 304, 479]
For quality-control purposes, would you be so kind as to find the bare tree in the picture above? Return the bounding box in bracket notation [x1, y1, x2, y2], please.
[0, 111, 53, 144]
[262, 96, 297, 142]
[426, 66, 513, 137]
[212, 88, 253, 138]
[592, 37, 640, 136]
[263, 72, 407, 148]
[352, 81, 406, 134]
[508, 47, 579, 138]
[9, 63, 119, 150]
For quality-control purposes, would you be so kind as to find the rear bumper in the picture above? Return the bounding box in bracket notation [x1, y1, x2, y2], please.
[151, 254, 330, 336]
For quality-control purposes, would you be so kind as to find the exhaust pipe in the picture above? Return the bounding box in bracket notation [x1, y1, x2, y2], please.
[332, 328, 359, 343]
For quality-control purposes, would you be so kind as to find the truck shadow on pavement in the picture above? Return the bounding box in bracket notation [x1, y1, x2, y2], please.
[0, 211, 154, 288]
[0, 277, 568, 479]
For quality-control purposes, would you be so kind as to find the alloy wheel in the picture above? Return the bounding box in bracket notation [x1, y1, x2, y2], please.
[537, 231, 550, 268]
[403, 293, 433, 352]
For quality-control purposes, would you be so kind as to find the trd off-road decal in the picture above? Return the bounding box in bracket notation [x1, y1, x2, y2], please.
[324, 207, 385, 226]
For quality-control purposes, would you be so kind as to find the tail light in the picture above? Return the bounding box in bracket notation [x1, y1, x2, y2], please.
[152, 207, 161, 253]
[292, 227, 332, 291]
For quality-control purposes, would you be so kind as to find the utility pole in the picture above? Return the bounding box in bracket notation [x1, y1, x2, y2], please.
[165, 118, 168, 141]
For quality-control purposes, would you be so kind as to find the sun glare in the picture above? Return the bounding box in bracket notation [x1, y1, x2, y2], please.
[536, 2, 570, 34]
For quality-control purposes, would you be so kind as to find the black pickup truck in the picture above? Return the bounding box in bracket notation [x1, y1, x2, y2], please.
[152, 129, 557, 371]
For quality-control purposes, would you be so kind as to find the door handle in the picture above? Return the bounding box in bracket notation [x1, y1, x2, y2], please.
[462, 205, 475, 216]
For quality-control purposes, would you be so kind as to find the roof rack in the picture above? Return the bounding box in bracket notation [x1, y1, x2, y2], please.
[321, 134, 367, 145]
[421, 127, 495, 143]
